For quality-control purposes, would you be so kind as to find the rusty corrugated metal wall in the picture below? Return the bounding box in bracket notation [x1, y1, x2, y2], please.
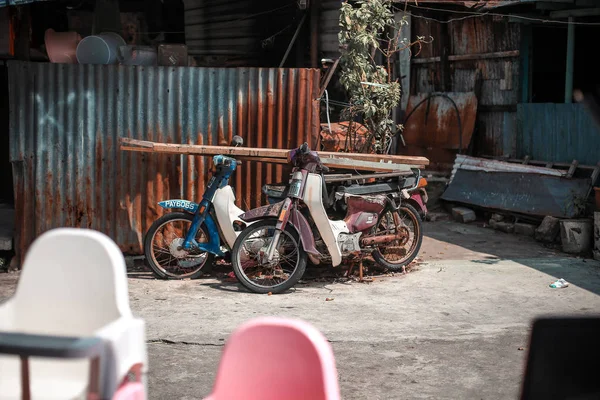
[8, 61, 319, 260]
[183, 0, 299, 67]
[411, 14, 521, 160]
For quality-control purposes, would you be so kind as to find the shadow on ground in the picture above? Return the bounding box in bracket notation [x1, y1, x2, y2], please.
[423, 221, 600, 296]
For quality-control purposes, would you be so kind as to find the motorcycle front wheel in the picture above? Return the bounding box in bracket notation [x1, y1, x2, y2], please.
[144, 212, 215, 279]
[371, 204, 423, 271]
[231, 218, 307, 294]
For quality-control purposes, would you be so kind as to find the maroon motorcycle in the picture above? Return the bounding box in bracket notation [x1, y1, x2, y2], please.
[230, 143, 423, 294]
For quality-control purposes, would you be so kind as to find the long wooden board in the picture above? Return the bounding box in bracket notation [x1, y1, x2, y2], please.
[119, 137, 429, 167]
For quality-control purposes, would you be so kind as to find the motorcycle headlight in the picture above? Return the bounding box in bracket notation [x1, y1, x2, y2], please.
[213, 155, 224, 166]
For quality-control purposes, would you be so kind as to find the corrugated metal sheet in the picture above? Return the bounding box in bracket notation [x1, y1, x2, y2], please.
[449, 154, 565, 183]
[411, 14, 521, 159]
[517, 103, 600, 165]
[403, 92, 478, 150]
[417, 1, 524, 9]
[399, 92, 477, 170]
[474, 111, 517, 156]
[8, 61, 320, 260]
[441, 169, 591, 219]
[448, 16, 520, 56]
[183, 0, 298, 66]
[319, 0, 342, 59]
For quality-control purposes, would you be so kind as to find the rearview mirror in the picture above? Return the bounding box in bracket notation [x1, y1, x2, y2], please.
[231, 136, 243, 147]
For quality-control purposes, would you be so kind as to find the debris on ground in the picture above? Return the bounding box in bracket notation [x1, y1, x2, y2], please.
[325, 298, 334, 301]
[494, 221, 515, 234]
[491, 213, 505, 222]
[535, 216, 561, 243]
[549, 278, 569, 289]
[425, 212, 451, 222]
[451, 207, 476, 223]
[514, 222, 537, 237]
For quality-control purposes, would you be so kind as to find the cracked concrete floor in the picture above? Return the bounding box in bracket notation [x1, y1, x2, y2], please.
[1, 221, 600, 399]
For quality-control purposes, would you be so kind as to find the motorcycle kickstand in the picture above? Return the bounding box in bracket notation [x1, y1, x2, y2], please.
[358, 259, 363, 282]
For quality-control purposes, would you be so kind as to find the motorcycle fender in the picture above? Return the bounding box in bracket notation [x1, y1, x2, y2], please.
[289, 208, 320, 256]
[158, 199, 198, 213]
[194, 214, 224, 256]
[239, 201, 284, 222]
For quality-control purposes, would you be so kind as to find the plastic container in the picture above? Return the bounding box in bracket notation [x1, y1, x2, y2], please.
[44, 29, 81, 64]
[560, 219, 593, 254]
[76, 32, 126, 64]
[117, 46, 157, 66]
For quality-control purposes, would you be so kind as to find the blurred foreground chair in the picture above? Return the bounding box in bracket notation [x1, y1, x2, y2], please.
[0, 228, 147, 400]
[205, 316, 340, 400]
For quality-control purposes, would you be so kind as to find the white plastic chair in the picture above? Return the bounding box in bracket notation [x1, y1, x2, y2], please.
[0, 228, 147, 400]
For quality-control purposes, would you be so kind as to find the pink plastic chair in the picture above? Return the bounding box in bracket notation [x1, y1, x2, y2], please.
[205, 317, 340, 400]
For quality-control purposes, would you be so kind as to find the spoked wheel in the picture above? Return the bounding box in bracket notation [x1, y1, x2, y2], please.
[231, 219, 307, 294]
[144, 212, 214, 279]
[371, 204, 423, 271]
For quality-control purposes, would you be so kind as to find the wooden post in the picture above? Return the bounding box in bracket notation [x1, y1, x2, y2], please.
[440, 15, 451, 92]
[397, 11, 411, 111]
[565, 17, 575, 103]
[310, 0, 321, 68]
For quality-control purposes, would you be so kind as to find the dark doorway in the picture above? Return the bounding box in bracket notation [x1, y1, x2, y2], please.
[530, 25, 567, 103]
[530, 22, 600, 104]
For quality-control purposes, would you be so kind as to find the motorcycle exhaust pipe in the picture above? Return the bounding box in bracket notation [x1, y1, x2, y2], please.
[361, 234, 403, 246]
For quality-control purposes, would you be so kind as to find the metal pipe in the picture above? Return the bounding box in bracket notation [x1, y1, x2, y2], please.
[361, 233, 404, 246]
[565, 17, 575, 103]
[280, 13, 308, 68]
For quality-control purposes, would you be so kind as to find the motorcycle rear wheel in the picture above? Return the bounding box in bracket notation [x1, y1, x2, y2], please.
[371, 204, 423, 271]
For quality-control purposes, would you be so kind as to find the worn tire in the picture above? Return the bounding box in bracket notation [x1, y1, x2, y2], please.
[144, 212, 214, 280]
[231, 218, 307, 294]
[372, 203, 423, 271]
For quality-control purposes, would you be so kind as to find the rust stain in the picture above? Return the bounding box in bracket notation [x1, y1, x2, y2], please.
[402, 92, 478, 150]
[9, 64, 320, 262]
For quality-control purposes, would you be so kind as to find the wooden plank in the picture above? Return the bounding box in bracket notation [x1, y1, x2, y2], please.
[119, 137, 430, 166]
[411, 50, 520, 64]
[325, 171, 411, 183]
[550, 8, 600, 18]
[567, 159, 579, 178]
[484, 156, 598, 170]
[237, 156, 288, 165]
[321, 157, 412, 172]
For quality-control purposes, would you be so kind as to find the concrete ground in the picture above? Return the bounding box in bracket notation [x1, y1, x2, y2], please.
[1, 220, 600, 399]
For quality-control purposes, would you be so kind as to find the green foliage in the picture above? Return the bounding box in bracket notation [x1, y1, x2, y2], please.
[338, 0, 426, 153]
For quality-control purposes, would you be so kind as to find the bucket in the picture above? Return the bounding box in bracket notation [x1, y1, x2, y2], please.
[117, 45, 157, 66]
[76, 32, 126, 64]
[560, 219, 593, 254]
[44, 29, 81, 64]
